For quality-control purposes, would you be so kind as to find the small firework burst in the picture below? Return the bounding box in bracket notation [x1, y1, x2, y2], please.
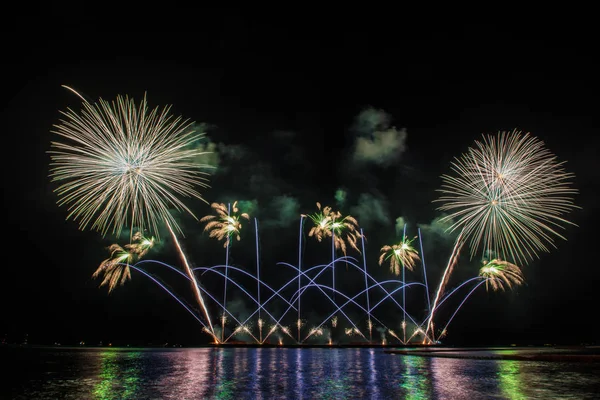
[479, 259, 525, 291]
[93, 231, 155, 292]
[309, 327, 323, 337]
[306, 202, 362, 255]
[379, 236, 420, 275]
[201, 201, 250, 247]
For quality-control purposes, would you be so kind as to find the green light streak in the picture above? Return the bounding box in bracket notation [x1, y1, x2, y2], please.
[400, 356, 431, 399]
[93, 350, 142, 399]
[497, 360, 525, 399]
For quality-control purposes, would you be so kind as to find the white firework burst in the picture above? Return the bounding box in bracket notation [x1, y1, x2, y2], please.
[49, 90, 212, 239]
[436, 129, 578, 264]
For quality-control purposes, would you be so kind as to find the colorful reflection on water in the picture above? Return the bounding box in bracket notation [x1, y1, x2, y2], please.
[93, 349, 141, 399]
[498, 359, 525, 399]
[401, 355, 432, 399]
[2, 347, 600, 399]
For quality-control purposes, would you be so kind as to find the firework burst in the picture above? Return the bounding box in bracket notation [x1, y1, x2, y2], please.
[305, 202, 335, 242]
[426, 130, 577, 342]
[49, 88, 218, 342]
[436, 129, 578, 265]
[379, 235, 420, 275]
[49, 92, 212, 239]
[479, 259, 525, 291]
[93, 231, 155, 292]
[305, 202, 361, 255]
[200, 201, 249, 247]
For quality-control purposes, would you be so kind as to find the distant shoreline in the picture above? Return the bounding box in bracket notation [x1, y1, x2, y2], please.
[384, 346, 600, 362]
[2, 343, 599, 354]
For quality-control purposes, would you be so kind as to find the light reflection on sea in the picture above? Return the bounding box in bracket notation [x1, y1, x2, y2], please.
[2, 346, 600, 399]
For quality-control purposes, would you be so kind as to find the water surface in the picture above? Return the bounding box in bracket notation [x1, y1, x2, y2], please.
[2, 346, 599, 399]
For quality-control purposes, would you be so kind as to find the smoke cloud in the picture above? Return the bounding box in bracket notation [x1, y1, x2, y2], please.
[350, 193, 391, 231]
[262, 195, 301, 229]
[351, 107, 408, 166]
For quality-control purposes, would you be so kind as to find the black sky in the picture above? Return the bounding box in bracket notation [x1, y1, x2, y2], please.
[2, 11, 599, 346]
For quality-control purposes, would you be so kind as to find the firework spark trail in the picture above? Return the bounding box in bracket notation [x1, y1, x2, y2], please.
[298, 216, 304, 343]
[425, 231, 465, 342]
[166, 221, 217, 342]
[417, 228, 432, 317]
[360, 228, 372, 342]
[135, 257, 442, 345]
[255, 218, 262, 342]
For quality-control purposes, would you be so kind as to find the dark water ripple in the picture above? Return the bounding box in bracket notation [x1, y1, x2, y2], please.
[2, 346, 599, 399]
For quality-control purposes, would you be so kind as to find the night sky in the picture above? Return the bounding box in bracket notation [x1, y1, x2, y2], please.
[3, 12, 599, 347]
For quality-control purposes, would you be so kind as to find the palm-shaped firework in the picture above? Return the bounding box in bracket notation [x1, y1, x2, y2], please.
[201, 200, 249, 342]
[306, 202, 335, 242]
[479, 259, 524, 292]
[330, 210, 361, 255]
[306, 202, 361, 255]
[200, 201, 249, 247]
[378, 236, 420, 276]
[305, 202, 362, 332]
[93, 232, 155, 293]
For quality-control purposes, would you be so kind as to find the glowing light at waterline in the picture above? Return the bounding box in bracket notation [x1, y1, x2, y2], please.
[118, 226, 509, 345]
